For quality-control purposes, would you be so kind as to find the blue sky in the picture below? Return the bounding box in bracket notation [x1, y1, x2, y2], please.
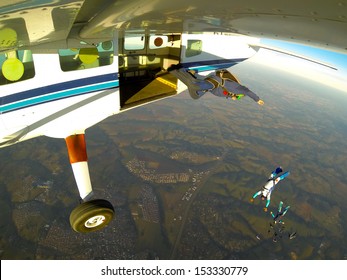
[260, 38, 347, 75]
[252, 39, 347, 92]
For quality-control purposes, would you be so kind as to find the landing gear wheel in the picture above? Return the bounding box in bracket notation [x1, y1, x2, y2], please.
[70, 199, 114, 233]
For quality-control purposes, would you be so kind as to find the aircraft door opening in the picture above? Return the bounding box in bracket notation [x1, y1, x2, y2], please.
[118, 32, 181, 110]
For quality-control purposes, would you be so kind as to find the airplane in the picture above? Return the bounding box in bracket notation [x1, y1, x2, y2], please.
[0, 0, 346, 233]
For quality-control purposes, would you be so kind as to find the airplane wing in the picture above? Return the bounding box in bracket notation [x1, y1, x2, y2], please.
[250, 44, 338, 71]
[1, 1, 347, 54]
[0, 0, 84, 52]
[75, 0, 347, 55]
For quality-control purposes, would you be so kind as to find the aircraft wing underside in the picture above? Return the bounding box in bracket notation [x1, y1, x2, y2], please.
[0, 0, 346, 54]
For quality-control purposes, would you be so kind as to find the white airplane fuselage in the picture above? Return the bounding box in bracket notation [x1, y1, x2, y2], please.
[0, 32, 257, 147]
[0, 53, 120, 145]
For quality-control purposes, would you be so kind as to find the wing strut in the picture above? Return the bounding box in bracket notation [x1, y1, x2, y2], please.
[65, 134, 93, 200]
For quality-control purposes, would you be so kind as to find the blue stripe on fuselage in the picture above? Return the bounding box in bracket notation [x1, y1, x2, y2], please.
[0, 58, 246, 114]
[0, 73, 119, 114]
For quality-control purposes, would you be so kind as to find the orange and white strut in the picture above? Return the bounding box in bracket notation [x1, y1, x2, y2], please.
[65, 134, 93, 200]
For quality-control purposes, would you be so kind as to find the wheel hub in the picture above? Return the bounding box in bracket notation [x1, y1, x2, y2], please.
[84, 215, 106, 228]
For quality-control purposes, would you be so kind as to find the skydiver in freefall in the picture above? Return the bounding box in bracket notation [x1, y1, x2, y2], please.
[271, 201, 290, 224]
[268, 223, 297, 242]
[250, 167, 290, 211]
[167, 64, 264, 105]
[267, 200, 295, 243]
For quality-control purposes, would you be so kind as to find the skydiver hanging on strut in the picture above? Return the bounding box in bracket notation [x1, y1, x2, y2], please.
[250, 167, 290, 212]
[167, 64, 264, 105]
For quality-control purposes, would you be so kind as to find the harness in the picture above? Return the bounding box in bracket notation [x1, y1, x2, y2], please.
[262, 178, 275, 194]
[205, 70, 245, 99]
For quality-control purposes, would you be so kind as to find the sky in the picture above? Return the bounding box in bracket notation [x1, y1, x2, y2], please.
[253, 39, 347, 93]
[260, 39, 347, 72]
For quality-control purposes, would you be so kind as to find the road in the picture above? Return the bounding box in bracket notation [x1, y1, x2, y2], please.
[170, 104, 228, 259]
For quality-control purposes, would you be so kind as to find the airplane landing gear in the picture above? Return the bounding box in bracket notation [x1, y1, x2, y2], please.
[70, 199, 114, 233]
[65, 134, 115, 232]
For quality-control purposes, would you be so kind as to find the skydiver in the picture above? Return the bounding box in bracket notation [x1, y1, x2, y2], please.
[167, 64, 264, 105]
[250, 167, 290, 211]
[271, 201, 290, 224]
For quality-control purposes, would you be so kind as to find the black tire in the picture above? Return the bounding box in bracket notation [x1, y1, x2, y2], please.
[70, 199, 114, 233]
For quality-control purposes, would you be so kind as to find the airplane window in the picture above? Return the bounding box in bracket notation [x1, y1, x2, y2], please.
[149, 36, 168, 49]
[124, 35, 145, 50]
[185, 40, 203, 57]
[0, 50, 35, 85]
[58, 41, 114, 72]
